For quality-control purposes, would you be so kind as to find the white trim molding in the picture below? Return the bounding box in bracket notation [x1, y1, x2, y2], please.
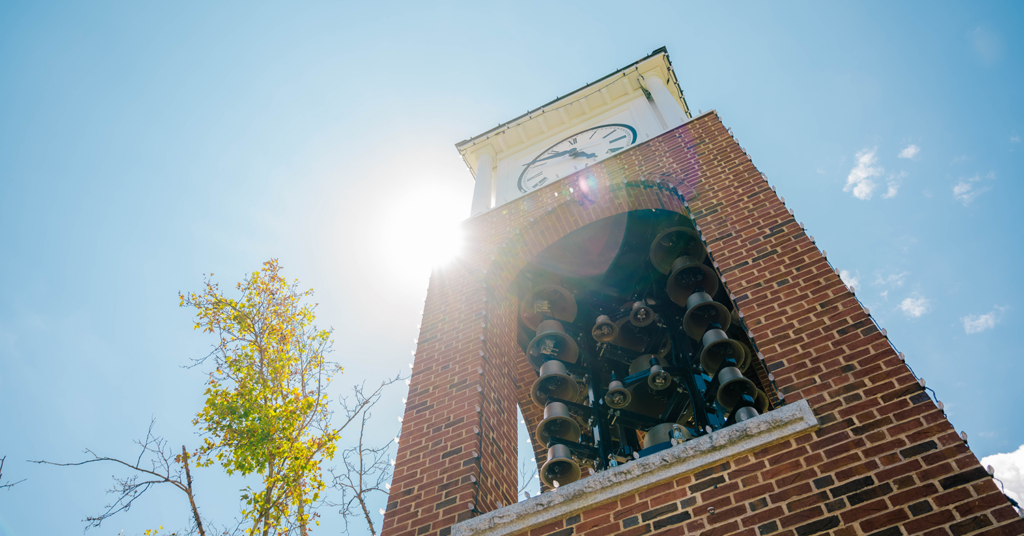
[453, 399, 818, 536]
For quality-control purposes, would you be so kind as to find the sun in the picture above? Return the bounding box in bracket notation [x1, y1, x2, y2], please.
[381, 186, 466, 275]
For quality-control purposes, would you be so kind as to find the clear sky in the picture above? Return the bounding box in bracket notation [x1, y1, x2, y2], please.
[1, 2, 1023, 534]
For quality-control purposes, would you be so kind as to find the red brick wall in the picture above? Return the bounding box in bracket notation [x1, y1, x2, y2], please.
[381, 112, 1023, 536]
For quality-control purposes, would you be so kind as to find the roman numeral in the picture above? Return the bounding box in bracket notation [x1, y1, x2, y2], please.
[609, 135, 627, 143]
[602, 131, 614, 138]
[567, 138, 577, 145]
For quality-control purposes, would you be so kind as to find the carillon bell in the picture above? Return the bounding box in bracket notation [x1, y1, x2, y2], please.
[540, 444, 581, 488]
[666, 255, 719, 307]
[625, 355, 677, 417]
[716, 367, 757, 410]
[754, 388, 769, 414]
[682, 292, 731, 340]
[733, 406, 760, 422]
[604, 375, 631, 409]
[531, 359, 580, 407]
[642, 422, 693, 449]
[649, 227, 706, 274]
[591, 315, 618, 342]
[520, 285, 578, 331]
[699, 329, 747, 376]
[536, 401, 582, 446]
[629, 301, 655, 327]
[647, 358, 672, 391]
[527, 319, 580, 369]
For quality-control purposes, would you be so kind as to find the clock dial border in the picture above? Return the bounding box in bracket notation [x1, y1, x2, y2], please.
[517, 123, 638, 194]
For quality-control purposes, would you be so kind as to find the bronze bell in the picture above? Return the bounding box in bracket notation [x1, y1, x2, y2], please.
[649, 226, 706, 274]
[647, 360, 672, 391]
[716, 366, 757, 410]
[682, 291, 731, 340]
[625, 355, 676, 417]
[629, 301, 655, 327]
[527, 319, 579, 370]
[604, 376, 631, 409]
[733, 406, 760, 422]
[591, 314, 618, 343]
[536, 401, 582, 446]
[654, 335, 672, 358]
[754, 388, 769, 414]
[609, 317, 646, 353]
[540, 444, 581, 488]
[520, 285, 578, 331]
[530, 360, 580, 407]
[666, 256, 719, 307]
[699, 329, 747, 376]
[642, 422, 693, 449]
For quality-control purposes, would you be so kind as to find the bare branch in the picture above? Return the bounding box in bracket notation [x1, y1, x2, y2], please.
[31, 420, 208, 535]
[0, 456, 26, 490]
[518, 459, 538, 496]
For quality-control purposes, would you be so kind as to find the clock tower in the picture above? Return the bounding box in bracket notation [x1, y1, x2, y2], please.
[383, 48, 1024, 536]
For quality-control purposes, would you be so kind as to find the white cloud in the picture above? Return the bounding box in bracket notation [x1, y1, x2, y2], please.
[961, 306, 1007, 334]
[1012, 135, 1021, 143]
[882, 171, 907, 200]
[953, 173, 994, 206]
[951, 155, 969, 164]
[880, 290, 889, 300]
[898, 145, 920, 159]
[874, 271, 909, 288]
[839, 270, 859, 289]
[899, 295, 930, 318]
[844, 148, 883, 200]
[981, 444, 1024, 505]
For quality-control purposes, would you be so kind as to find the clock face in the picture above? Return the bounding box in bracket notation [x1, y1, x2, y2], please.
[517, 124, 637, 194]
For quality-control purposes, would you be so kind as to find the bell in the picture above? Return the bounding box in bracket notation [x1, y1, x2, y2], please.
[527, 319, 579, 369]
[625, 355, 675, 416]
[604, 376, 631, 409]
[629, 301, 655, 327]
[654, 335, 672, 358]
[682, 292, 731, 340]
[716, 366, 757, 410]
[699, 329, 747, 376]
[530, 360, 580, 407]
[609, 317, 646, 352]
[643, 422, 693, 449]
[754, 388, 769, 414]
[733, 406, 760, 422]
[649, 227, 706, 274]
[591, 315, 618, 343]
[647, 361, 672, 391]
[520, 285, 578, 331]
[540, 444, 581, 488]
[666, 256, 719, 306]
[536, 401, 582, 446]
[735, 340, 753, 372]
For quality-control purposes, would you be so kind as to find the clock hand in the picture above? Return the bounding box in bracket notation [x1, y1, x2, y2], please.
[524, 149, 573, 166]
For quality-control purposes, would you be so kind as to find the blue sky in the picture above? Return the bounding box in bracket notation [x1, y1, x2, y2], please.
[1, 2, 1023, 534]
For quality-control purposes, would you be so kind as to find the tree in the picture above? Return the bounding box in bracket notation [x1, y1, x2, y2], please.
[35, 259, 402, 535]
[181, 259, 340, 536]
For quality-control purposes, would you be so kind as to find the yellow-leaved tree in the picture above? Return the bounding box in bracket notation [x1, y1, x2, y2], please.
[181, 259, 339, 536]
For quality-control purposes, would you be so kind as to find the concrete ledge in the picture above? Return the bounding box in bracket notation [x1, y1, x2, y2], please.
[452, 399, 817, 536]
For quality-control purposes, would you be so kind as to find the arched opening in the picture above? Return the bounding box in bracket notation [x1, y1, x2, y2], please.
[510, 209, 776, 492]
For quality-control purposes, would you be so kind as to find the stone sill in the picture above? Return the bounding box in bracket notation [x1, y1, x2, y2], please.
[452, 399, 818, 536]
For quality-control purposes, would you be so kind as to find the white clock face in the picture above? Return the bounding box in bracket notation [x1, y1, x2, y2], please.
[517, 124, 638, 194]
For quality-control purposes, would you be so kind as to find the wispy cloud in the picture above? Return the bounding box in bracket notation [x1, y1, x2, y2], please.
[844, 148, 882, 200]
[961, 306, 1007, 334]
[953, 172, 995, 206]
[951, 155, 968, 164]
[898, 145, 920, 159]
[874, 271, 909, 288]
[980, 444, 1024, 504]
[839, 270, 859, 289]
[1012, 135, 1021, 143]
[899, 295, 930, 318]
[882, 171, 907, 199]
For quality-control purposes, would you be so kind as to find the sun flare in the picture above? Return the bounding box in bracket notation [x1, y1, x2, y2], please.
[381, 186, 466, 274]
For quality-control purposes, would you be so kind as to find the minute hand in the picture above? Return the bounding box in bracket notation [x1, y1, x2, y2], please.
[524, 149, 573, 166]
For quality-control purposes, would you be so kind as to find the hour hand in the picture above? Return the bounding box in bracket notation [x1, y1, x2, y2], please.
[525, 150, 572, 165]
[573, 150, 597, 159]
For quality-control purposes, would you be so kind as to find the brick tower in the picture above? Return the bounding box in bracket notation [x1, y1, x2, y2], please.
[381, 48, 1024, 536]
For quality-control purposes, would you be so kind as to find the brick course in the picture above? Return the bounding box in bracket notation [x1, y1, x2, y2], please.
[381, 112, 1022, 536]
